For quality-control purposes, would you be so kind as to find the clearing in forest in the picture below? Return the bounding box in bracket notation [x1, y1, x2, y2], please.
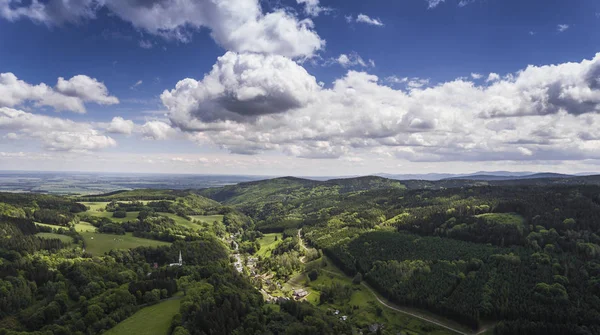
[256, 233, 284, 257]
[103, 297, 182, 335]
[81, 232, 170, 255]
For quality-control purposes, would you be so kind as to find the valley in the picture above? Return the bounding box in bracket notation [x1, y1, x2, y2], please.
[1, 175, 600, 334]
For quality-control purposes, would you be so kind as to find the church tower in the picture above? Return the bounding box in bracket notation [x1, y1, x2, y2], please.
[178, 251, 183, 266]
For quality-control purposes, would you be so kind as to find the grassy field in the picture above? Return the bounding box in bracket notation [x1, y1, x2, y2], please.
[36, 221, 96, 233]
[35, 222, 67, 230]
[160, 213, 196, 229]
[36, 232, 74, 244]
[74, 221, 96, 232]
[189, 215, 224, 225]
[82, 210, 140, 223]
[256, 233, 283, 258]
[79, 202, 110, 211]
[104, 297, 182, 335]
[81, 232, 170, 255]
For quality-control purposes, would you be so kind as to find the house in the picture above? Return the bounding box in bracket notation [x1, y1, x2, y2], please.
[340, 316, 348, 321]
[169, 251, 183, 267]
[293, 289, 308, 299]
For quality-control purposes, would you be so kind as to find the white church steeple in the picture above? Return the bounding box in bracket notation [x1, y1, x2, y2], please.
[169, 251, 183, 267]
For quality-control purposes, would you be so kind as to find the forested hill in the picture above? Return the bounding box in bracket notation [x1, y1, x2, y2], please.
[196, 175, 406, 205]
[195, 174, 600, 205]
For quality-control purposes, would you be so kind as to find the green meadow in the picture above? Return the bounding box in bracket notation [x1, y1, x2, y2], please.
[103, 297, 182, 335]
[81, 232, 170, 255]
[256, 233, 283, 257]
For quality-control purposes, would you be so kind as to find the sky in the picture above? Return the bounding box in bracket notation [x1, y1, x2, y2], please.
[1, 0, 600, 176]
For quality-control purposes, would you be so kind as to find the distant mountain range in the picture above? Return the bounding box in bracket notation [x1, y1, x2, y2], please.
[373, 171, 597, 181]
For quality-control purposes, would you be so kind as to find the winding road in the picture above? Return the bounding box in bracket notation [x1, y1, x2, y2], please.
[297, 229, 494, 335]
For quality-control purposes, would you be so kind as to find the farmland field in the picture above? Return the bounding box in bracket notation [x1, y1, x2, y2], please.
[103, 297, 182, 335]
[81, 232, 170, 255]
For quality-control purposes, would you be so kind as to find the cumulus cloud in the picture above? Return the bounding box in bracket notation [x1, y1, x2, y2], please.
[160, 52, 600, 162]
[1, 0, 324, 58]
[486, 73, 501, 82]
[0, 107, 116, 151]
[354, 14, 384, 26]
[141, 121, 175, 140]
[471, 73, 483, 79]
[162, 51, 320, 127]
[106, 117, 135, 135]
[0, 72, 118, 113]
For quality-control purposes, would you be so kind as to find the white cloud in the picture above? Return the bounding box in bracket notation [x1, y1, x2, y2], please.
[296, 0, 329, 17]
[162, 51, 320, 127]
[458, 0, 475, 7]
[407, 78, 430, 89]
[426, 0, 446, 9]
[334, 52, 374, 68]
[130, 80, 143, 90]
[139, 40, 153, 49]
[385, 76, 409, 84]
[471, 73, 483, 80]
[486, 73, 501, 82]
[355, 14, 384, 26]
[106, 117, 135, 135]
[160, 52, 600, 163]
[0, 107, 116, 151]
[0, 72, 118, 113]
[558, 24, 570, 32]
[141, 121, 175, 140]
[518, 147, 533, 156]
[1, 0, 324, 58]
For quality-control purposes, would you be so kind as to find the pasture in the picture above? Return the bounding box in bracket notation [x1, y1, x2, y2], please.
[103, 297, 182, 335]
[256, 233, 283, 258]
[81, 232, 170, 255]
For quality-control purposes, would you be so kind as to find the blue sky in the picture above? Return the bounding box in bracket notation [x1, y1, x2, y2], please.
[1, 0, 600, 175]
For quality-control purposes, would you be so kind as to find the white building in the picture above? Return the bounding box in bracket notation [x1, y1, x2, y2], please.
[169, 251, 183, 267]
